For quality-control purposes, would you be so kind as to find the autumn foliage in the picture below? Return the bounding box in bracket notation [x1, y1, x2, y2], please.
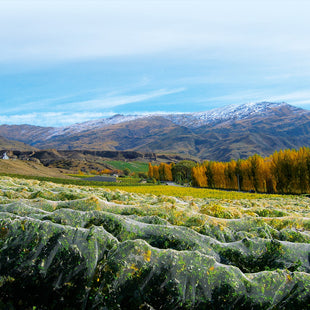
[149, 147, 310, 194]
[147, 163, 173, 182]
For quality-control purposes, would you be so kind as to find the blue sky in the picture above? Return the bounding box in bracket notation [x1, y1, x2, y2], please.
[1, 0, 310, 127]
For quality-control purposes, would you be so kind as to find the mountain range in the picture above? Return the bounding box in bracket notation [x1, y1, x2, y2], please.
[1, 101, 310, 161]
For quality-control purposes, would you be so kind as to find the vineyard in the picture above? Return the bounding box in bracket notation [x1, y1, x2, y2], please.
[0, 176, 310, 308]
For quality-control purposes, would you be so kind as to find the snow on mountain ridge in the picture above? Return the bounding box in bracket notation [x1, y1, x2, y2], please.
[163, 101, 286, 128]
[45, 114, 146, 139]
[44, 101, 287, 139]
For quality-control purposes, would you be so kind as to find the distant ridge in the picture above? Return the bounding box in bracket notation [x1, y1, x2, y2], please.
[0, 102, 309, 161]
[43, 101, 290, 137]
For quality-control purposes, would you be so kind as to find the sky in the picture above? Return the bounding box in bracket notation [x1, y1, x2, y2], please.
[1, 0, 310, 127]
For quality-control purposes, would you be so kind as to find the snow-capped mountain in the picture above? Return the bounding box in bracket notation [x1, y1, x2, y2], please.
[1, 101, 309, 161]
[46, 101, 289, 138]
[163, 101, 288, 128]
[45, 114, 146, 139]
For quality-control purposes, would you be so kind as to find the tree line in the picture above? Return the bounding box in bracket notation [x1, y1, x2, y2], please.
[148, 147, 310, 194]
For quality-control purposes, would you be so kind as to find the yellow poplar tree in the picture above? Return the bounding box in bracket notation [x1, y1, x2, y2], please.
[148, 163, 153, 178]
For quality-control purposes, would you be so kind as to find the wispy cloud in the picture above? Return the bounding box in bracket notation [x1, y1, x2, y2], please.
[201, 89, 310, 110]
[60, 88, 186, 111]
[1, 86, 185, 115]
[267, 91, 310, 103]
[0, 87, 186, 126]
[266, 91, 310, 107]
[201, 90, 268, 106]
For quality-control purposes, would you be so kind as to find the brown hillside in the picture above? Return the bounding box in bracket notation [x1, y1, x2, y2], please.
[0, 136, 37, 151]
[0, 159, 72, 178]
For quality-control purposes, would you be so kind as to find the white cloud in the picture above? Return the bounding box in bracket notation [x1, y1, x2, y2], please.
[1, 1, 310, 63]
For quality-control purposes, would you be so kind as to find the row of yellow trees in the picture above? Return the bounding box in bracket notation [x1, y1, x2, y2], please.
[149, 147, 310, 194]
[148, 162, 173, 181]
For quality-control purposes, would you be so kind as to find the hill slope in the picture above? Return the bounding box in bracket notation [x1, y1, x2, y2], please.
[0, 135, 37, 151]
[0, 159, 71, 178]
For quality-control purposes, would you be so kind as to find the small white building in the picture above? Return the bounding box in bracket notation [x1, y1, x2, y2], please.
[2, 152, 9, 160]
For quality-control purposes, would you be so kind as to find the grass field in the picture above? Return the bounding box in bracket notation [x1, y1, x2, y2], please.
[107, 160, 149, 173]
[119, 184, 284, 199]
